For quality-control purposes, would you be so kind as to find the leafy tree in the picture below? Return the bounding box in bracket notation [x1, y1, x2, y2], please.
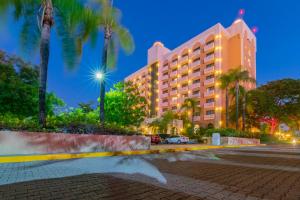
[180, 98, 201, 132]
[104, 81, 146, 127]
[1, 0, 96, 127]
[148, 111, 177, 134]
[89, 0, 135, 125]
[78, 102, 94, 113]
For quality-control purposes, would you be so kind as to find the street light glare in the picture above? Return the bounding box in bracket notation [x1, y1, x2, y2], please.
[95, 71, 103, 80]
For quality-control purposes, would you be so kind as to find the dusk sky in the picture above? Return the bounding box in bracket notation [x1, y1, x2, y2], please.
[0, 0, 299, 107]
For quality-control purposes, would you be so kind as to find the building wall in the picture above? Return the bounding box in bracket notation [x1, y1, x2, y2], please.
[125, 19, 256, 129]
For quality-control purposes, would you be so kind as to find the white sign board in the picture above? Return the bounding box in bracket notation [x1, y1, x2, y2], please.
[212, 133, 221, 146]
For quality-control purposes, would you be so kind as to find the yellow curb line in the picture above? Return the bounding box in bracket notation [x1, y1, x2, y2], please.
[0, 144, 264, 164]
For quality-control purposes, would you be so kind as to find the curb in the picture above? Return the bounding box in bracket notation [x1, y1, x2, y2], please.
[0, 144, 264, 164]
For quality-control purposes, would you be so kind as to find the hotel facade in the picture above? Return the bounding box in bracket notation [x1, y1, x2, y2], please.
[125, 19, 256, 129]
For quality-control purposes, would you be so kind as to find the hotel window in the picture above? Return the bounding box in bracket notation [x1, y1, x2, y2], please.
[163, 72, 168, 76]
[182, 83, 188, 88]
[172, 68, 177, 72]
[163, 99, 168, 103]
[193, 47, 201, 52]
[182, 93, 188, 98]
[193, 79, 200, 84]
[207, 86, 214, 91]
[206, 110, 215, 115]
[206, 63, 214, 68]
[172, 106, 177, 110]
[206, 75, 214, 80]
[193, 68, 201, 73]
[206, 98, 215, 103]
[171, 97, 177, 101]
[182, 63, 188, 68]
[193, 90, 200, 95]
[193, 58, 200, 63]
[171, 77, 177, 82]
[172, 59, 178, 63]
[163, 63, 168, 67]
[206, 52, 214, 57]
[182, 73, 188, 78]
[182, 53, 188, 58]
[172, 87, 177, 91]
[206, 40, 214, 45]
[162, 90, 168, 94]
[163, 81, 168, 85]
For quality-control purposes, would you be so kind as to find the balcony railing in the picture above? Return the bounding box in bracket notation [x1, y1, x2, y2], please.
[204, 66, 214, 74]
[170, 71, 177, 77]
[191, 83, 201, 90]
[191, 71, 201, 79]
[162, 102, 168, 107]
[170, 61, 178, 68]
[179, 65, 189, 73]
[191, 60, 201, 68]
[192, 49, 201, 57]
[204, 90, 215, 97]
[181, 55, 189, 63]
[192, 92, 201, 98]
[161, 75, 169, 80]
[162, 65, 168, 72]
[170, 90, 177, 96]
[179, 76, 188, 83]
[204, 114, 215, 120]
[204, 42, 215, 51]
[204, 78, 215, 86]
[170, 80, 177, 85]
[204, 54, 214, 63]
[161, 93, 168, 98]
[161, 84, 168, 89]
[181, 86, 189, 92]
[204, 102, 215, 108]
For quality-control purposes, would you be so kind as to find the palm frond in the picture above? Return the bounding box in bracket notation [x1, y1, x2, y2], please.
[114, 25, 135, 54]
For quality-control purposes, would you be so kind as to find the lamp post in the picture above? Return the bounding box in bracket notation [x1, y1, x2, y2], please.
[95, 71, 104, 125]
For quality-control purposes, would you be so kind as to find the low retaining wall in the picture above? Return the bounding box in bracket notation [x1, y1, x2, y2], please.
[205, 137, 260, 145]
[0, 131, 150, 155]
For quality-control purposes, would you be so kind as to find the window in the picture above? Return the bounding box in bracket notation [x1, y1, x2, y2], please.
[193, 58, 200, 63]
[206, 52, 214, 57]
[172, 87, 177, 91]
[206, 63, 214, 68]
[193, 68, 201, 73]
[182, 73, 188, 78]
[206, 98, 215, 103]
[182, 83, 188, 88]
[206, 40, 214, 45]
[193, 90, 200, 95]
[172, 58, 178, 63]
[182, 93, 188, 98]
[172, 97, 177, 101]
[163, 72, 168, 76]
[206, 110, 215, 115]
[172, 106, 177, 110]
[182, 53, 188, 58]
[163, 81, 168, 85]
[193, 47, 201, 52]
[172, 68, 177, 72]
[207, 86, 214, 91]
[193, 79, 200, 84]
[182, 64, 188, 68]
[162, 90, 168, 94]
[206, 75, 214, 80]
[163, 99, 168, 103]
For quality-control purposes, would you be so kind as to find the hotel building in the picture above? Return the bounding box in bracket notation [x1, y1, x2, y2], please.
[125, 19, 256, 128]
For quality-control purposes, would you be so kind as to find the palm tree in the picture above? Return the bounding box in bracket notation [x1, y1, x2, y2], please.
[2, 0, 96, 127]
[90, 0, 135, 126]
[181, 98, 201, 133]
[218, 73, 232, 128]
[227, 67, 256, 130]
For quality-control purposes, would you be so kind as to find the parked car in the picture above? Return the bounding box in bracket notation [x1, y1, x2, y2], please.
[146, 135, 161, 144]
[165, 136, 189, 144]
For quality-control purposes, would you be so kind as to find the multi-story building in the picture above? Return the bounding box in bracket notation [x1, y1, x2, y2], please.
[125, 19, 256, 129]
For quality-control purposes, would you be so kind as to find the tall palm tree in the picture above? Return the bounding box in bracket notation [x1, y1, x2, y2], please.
[2, 0, 96, 127]
[218, 73, 232, 128]
[181, 98, 201, 133]
[90, 0, 134, 126]
[228, 67, 256, 130]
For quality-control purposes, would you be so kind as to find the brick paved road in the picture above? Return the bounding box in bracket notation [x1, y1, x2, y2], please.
[0, 145, 300, 200]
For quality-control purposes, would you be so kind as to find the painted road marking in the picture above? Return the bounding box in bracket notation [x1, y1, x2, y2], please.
[0, 145, 263, 164]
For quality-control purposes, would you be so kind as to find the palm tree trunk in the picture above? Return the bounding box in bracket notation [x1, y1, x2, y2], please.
[225, 87, 229, 128]
[191, 107, 195, 134]
[100, 27, 111, 127]
[39, 0, 53, 128]
[242, 94, 246, 131]
[235, 82, 239, 130]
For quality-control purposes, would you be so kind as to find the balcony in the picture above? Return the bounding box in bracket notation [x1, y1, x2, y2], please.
[191, 71, 201, 79]
[179, 76, 189, 83]
[204, 42, 215, 51]
[181, 86, 189, 93]
[192, 92, 201, 98]
[170, 80, 177, 85]
[192, 49, 201, 57]
[204, 102, 215, 108]
[204, 54, 214, 63]
[162, 102, 168, 107]
[204, 114, 215, 120]
[181, 55, 189, 63]
[161, 75, 169, 80]
[204, 90, 215, 97]
[170, 61, 178, 68]
[204, 66, 215, 74]
[191, 59, 201, 68]
[204, 78, 215, 86]
[170, 90, 177, 96]
[161, 93, 168, 98]
[179, 65, 189, 73]
[191, 83, 201, 90]
[193, 116, 201, 121]
[170, 71, 177, 77]
[162, 65, 169, 72]
[161, 84, 168, 89]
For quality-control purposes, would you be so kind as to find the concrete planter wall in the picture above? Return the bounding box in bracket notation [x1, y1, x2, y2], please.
[0, 131, 150, 155]
[205, 137, 260, 145]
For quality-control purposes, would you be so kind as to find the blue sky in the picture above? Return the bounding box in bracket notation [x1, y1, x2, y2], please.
[1, 0, 299, 107]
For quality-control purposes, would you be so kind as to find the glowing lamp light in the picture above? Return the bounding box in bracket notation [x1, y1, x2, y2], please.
[95, 71, 104, 80]
[251, 26, 259, 34]
[239, 9, 245, 16]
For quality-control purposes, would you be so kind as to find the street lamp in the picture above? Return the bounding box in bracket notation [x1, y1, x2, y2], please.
[95, 71, 104, 81]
